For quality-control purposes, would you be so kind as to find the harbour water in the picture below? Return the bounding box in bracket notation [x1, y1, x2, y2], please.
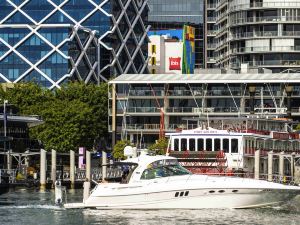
[1, 188, 300, 225]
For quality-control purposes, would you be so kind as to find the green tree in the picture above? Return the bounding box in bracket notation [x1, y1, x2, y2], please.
[113, 140, 132, 160]
[0, 82, 108, 152]
[149, 138, 169, 155]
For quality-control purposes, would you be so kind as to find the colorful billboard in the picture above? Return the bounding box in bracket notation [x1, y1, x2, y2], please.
[182, 25, 195, 74]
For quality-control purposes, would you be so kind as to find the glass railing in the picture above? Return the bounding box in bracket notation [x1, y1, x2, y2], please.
[127, 107, 160, 113]
[230, 16, 300, 25]
[231, 60, 300, 67]
[129, 90, 164, 96]
[231, 46, 300, 53]
[229, 1, 300, 11]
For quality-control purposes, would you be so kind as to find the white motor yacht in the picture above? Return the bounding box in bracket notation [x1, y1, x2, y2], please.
[64, 154, 300, 209]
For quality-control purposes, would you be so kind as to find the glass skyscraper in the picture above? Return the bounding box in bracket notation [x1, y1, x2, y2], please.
[148, 0, 204, 68]
[0, 0, 149, 89]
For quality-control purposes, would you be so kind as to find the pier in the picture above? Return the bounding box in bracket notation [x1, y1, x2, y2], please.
[1, 147, 300, 189]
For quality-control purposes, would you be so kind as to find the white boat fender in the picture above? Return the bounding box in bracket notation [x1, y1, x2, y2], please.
[83, 179, 91, 204]
[55, 180, 63, 205]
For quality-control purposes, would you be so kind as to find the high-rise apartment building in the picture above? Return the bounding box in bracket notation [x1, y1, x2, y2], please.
[148, 0, 204, 68]
[214, 0, 300, 73]
[0, 0, 150, 89]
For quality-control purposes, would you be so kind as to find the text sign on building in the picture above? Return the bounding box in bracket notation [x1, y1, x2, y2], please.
[169, 57, 181, 70]
[272, 132, 290, 140]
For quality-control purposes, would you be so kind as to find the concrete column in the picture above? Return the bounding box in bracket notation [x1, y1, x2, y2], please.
[254, 149, 260, 180]
[7, 150, 12, 170]
[40, 149, 47, 189]
[102, 150, 107, 182]
[267, 151, 273, 182]
[111, 83, 116, 148]
[86, 150, 91, 181]
[70, 150, 75, 189]
[51, 149, 56, 187]
[279, 151, 285, 178]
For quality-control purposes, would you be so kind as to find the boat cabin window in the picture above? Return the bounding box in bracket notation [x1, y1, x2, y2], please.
[174, 139, 179, 151]
[189, 139, 195, 151]
[231, 139, 238, 153]
[214, 139, 220, 151]
[206, 138, 212, 151]
[197, 138, 204, 151]
[223, 139, 229, 153]
[140, 159, 191, 180]
[181, 138, 187, 151]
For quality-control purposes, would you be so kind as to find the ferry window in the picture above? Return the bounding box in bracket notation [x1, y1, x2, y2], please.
[174, 139, 179, 151]
[206, 139, 212, 151]
[181, 138, 187, 151]
[223, 139, 229, 153]
[231, 139, 239, 153]
[214, 139, 220, 151]
[197, 138, 204, 151]
[189, 139, 195, 151]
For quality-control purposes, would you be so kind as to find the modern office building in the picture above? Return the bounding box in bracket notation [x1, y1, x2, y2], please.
[0, 0, 150, 89]
[214, 0, 300, 73]
[109, 71, 300, 145]
[147, 0, 204, 68]
[204, 0, 218, 68]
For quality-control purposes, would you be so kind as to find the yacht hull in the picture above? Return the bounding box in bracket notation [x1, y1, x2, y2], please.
[83, 188, 300, 209]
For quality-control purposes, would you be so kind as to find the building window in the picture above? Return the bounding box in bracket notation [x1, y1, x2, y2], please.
[181, 138, 187, 151]
[151, 44, 156, 53]
[231, 139, 239, 153]
[223, 139, 229, 153]
[151, 57, 156, 65]
[189, 139, 195, 151]
[206, 138, 212, 151]
[174, 139, 179, 151]
[197, 138, 204, 151]
[214, 139, 220, 151]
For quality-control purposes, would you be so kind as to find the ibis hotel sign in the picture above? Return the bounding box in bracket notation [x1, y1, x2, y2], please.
[169, 57, 181, 70]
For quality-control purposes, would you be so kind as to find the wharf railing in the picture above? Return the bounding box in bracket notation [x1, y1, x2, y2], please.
[0, 169, 17, 184]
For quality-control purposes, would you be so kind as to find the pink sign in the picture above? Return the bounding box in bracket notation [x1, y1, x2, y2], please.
[79, 147, 86, 169]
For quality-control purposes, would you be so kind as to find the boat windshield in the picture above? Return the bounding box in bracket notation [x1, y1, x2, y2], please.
[140, 159, 191, 180]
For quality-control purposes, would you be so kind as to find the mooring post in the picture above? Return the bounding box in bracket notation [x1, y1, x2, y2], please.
[291, 153, 295, 182]
[51, 149, 56, 188]
[254, 149, 260, 180]
[40, 149, 47, 189]
[70, 150, 75, 189]
[86, 150, 91, 181]
[279, 151, 285, 181]
[7, 150, 12, 170]
[267, 151, 273, 182]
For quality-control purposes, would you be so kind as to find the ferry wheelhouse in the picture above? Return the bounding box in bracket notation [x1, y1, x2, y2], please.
[166, 116, 300, 176]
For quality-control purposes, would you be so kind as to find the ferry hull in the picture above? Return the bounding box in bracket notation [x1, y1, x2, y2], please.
[82, 189, 300, 209]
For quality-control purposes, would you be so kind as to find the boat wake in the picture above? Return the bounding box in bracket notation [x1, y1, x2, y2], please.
[0, 204, 64, 210]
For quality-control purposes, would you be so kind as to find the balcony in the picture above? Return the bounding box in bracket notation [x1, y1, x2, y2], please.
[207, 17, 217, 22]
[207, 3, 217, 9]
[128, 90, 164, 96]
[127, 107, 161, 113]
[125, 123, 200, 131]
[230, 16, 300, 26]
[229, 2, 300, 11]
[231, 60, 300, 68]
[231, 46, 300, 54]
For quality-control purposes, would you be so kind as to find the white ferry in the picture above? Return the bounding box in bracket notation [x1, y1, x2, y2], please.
[165, 116, 300, 175]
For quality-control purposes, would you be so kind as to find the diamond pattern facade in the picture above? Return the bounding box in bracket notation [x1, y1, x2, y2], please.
[0, 0, 150, 89]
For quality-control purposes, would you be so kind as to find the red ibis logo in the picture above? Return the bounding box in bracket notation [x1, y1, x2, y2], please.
[169, 57, 181, 70]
